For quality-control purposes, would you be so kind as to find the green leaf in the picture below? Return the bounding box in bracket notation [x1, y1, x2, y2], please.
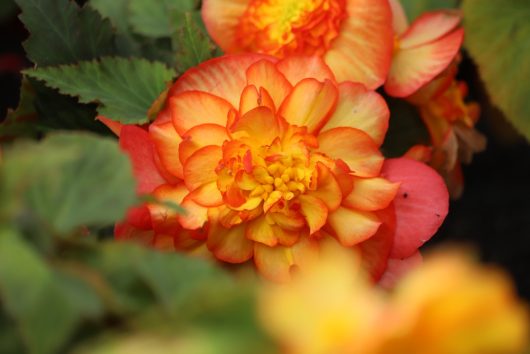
[89, 0, 130, 33]
[400, 0, 459, 21]
[16, 0, 117, 66]
[463, 0, 530, 141]
[175, 12, 217, 73]
[128, 0, 198, 38]
[1, 132, 137, 234]
[0, 78, 39, 139]
[24, 57, 176, 124]
[0, 229, 103, 354]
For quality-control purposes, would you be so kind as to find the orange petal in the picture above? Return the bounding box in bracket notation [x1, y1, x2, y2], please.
[183, 145, 222, 191]
[231, 106, 279, 146]
[207, 223, 254, 263]
[307, 163, 342, 211]
[389, 0, 409, 36]
[324, 0, 393, 88]
[328, 207, 382, 247]
[323, 82, 389, 146]
[278, 78, 338, 134]
[385, 29, 464, 97]
[148, 183, 188, 235]
[246, 216, 278, 247]
[120, 125, 167, 194]
[276, 56, 335, 86]
[399, 11, 461, 49]
[254, 237, 318, 282]
[246, 59, 292, 108]
[178, 194, 208, 230]
[343, 177, 400, 211]
[317, 127, 384, 178]
[169, 54, 276, 107]
[239, 85, 276, 116]
[188, 181, 224, 207]
[201, 0, 250, 53]
[149, 121, 184, 179]
[179, 124, 229, 165]
[169, 91, 234, 135]
[298, 195, 328, 235]
[97, 115, 122, 136]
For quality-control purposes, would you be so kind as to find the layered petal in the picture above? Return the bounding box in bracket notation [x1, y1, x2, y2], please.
[279, 78, 338, 133]
[386, 28, 464, 97]
[169, 54, 275, 107]
[324, 0, 393, 88]
[323, 82, 389, 146]
[317, 127, 384, 177]
[276, 56, 336, 86]
[149, 121, 184, 179]
[207, 223, 254, 263]
[183, 145, 222, 191]
[328, 207, 382, 247]
[343, 177, 400, 211]
[246, 59, 292, 108]
[399, 11, 461, 49]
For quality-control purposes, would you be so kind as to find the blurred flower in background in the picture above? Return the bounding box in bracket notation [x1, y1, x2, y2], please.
[260, 244, 529, 354]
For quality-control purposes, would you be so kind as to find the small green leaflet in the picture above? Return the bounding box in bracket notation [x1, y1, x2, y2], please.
[24, 57, 176, 124]
[175, 12, 217, 73]
[463, 0, 530, 141]
[400, 0, 459, 21]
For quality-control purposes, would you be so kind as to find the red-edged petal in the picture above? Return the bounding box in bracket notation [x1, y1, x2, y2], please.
[179, 194, 209, 230]
[97, 116, 122, 136]
[188, 182, 224, 207]
[378, 251, 423, 289]
[279, 78, 338, 134]
[239, 85, 276, 115]
[115, 222, 155, 245]
[385, 29, 464, 97]
[169, 54, 276, 107]
[254, 237, 319, 282]
[120, 125, 167, 194]
[307, 163, 342, 211]
[179, 124, 229, 165]
[381, 158, 449, 258]
[246, 59, 292, 108]
[125, 205, 152, 230]
[298, 195, 328, 235]
[183, 145, 222, 191]
[358, 206, 395, 281]
[328, 207, 382, 246]
[399, 11, 461, 49]
[148, 183, 188, 235]
[343, 177, 400, 211]
[317, 127, 384, 177]
[169, 91, 234, 135]
[323, 82, 389, 146]
[231, 106, 279, 146]
[276, 56, 336, 86]
[201, 0, 250, 53]
[149, 121, 184, 179]
[324, 0, 393, 88]
[207, 223, 254, 263]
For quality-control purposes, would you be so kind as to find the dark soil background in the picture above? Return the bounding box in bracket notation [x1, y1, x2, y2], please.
[2, 8, 529, 298]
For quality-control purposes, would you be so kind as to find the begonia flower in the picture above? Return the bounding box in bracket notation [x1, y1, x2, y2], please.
[260, 246, 529, 354]
[405, 58, 487, 199]
[201, 0, 394, 89]
[102, 54, 449, 281]
[386, 0, 464, 97]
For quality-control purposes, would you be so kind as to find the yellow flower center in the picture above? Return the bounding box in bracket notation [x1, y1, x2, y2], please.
[237, 0, 347, 57]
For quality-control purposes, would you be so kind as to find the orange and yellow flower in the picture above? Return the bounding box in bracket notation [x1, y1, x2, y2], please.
[201, 0, 394, 89]
[103, 54, 449, 281]
[405, 57, 486, 198]
[260, 246, 529, 354]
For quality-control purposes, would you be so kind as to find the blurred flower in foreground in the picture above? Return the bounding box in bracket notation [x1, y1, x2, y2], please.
[201, 0, 394, 88]
[386, 0, 464, 97]
[405, 58, 487, 199]
[101, 54, 449, 282]
[260, 244, 529, 354]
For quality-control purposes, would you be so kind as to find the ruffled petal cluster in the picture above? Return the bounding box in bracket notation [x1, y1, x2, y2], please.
[260, 245, 529, 354]
[106, 54, 449, 281]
